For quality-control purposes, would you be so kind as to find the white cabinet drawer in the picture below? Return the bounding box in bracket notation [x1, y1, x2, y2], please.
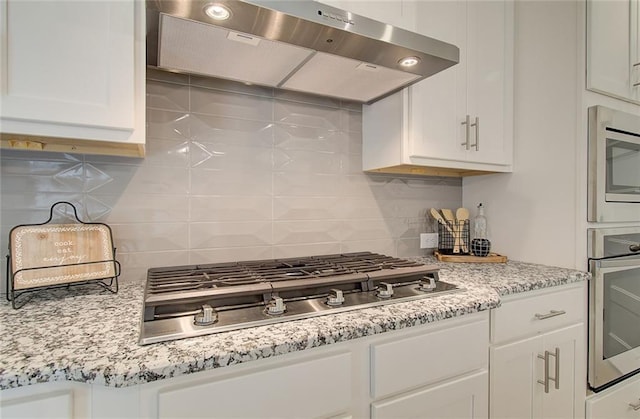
[0, 391, 73, 419]
[371, 370, 488, 419]
[158, 352, 351, 419]
[491, 284, 586, 344]
[371, 314, 488, 399]
[587, 374, 640, 419]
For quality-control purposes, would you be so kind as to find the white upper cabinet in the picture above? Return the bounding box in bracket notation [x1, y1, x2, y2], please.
[362, 0, 514, 177]
[0, 0, 146, 157]
[587, 0, 640, 104]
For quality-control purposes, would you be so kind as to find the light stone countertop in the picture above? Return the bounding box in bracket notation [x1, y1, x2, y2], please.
[0, 256, 589, 390]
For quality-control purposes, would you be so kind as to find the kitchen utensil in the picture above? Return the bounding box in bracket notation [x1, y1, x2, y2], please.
[456, 207, 470, 253]
[430, 208, 454, 235]
[441, 209, 460, 253]
[441, 208, 456, 225]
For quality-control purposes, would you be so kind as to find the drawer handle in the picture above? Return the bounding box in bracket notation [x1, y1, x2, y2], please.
[534, 310, 566, 320]
[630, 399, 640, 411]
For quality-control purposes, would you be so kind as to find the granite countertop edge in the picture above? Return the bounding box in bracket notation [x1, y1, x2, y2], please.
[0, 257, 590, 391]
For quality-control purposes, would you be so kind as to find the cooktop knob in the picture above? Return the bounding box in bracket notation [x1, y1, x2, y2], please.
[327, 289, 345, 306]
[420, 277, 437, 291]
[377, 282, 394, 298]
[194, 304, 217, 326]
[267, 296, 286, 315]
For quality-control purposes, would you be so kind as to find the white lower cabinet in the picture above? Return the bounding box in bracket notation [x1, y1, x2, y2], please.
[586, 374, 640, 418]
[155, 352, 352, 419]
[371, 370, 488, 419]
[369, 313, 489, 418]
[490, 323, 583, 418]
[489, 283, 587, 419]
[0, 312, 490, 419]
[0, 382, 90, 419]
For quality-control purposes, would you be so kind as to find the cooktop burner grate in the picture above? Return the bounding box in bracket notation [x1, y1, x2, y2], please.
[140, 252, 459, 345]
[145, 252, 423, 295]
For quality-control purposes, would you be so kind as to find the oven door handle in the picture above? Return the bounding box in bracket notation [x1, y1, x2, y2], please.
[592, 255, 640, 270]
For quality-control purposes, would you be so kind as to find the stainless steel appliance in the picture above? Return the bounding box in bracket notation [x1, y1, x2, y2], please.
[588, 227, 640, 391]
[139, 252, 458, 345]
[146, 0, 459, 104]
[588, 106, 640, 222]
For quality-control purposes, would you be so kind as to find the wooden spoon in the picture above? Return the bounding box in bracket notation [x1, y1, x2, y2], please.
[441, 209, 456, 226]
[456, 207, 470, 253]
[440, 209, 459, 253]
[429, 208, 453, 235]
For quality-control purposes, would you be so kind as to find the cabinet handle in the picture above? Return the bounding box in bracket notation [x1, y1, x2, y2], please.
[633, 81, 640, 87]
[630, 400, 640, 411]
[461, 115, 471, 150]
[552, 347, 560, 390]
[469, 117, 479, 150]
[534, 310, 566, 320]
[633, 62, 640, 67]
[537, 351, 551, 393]
[537, 347, 560, 394]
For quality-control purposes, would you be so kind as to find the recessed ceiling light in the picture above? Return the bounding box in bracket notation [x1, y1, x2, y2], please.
[204, 3, 231, 20]
[398, 56, 420, 67]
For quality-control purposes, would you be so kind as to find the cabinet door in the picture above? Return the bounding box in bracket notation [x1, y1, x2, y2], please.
[0, 1, 134, 129]
[491, 323, 584, 419]
[0, 383, 91, 419]
[538, 324, 584, 419]
[0, 392, 73, 419]
[587, 0, 640, 104]
[410, 0, 512, 168]
[157, 352, 352, 419]
[465, 0, 512, 166]
[409, 0, 467, 163]
[371, 370, 488, 419]
[587, 374, 640, 419]
[490, 334, 541, 418]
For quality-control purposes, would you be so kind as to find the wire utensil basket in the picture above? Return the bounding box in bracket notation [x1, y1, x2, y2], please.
[437, 219, 470, 255]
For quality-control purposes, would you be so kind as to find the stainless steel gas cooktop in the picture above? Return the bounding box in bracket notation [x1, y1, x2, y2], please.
[139, 252, 459, 345]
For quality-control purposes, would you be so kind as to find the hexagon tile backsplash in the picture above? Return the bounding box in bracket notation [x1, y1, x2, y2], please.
[0, 69, 461, 291]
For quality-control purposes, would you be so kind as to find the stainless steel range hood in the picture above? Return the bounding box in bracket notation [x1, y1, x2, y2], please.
[146, 0, 459, 104]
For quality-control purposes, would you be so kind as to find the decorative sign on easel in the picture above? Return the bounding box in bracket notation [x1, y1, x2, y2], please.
[6, 201, 119, 308]
[10, 223, 116, 290]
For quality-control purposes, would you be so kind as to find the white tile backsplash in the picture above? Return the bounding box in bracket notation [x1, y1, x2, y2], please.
[190, 221, 273, 248]
[190, 195, 272, 222]
[274, 100, 342, 130]
[191, 86, 273, 121]
[146, 79, 190, 111]
[0, 71, 461, 292]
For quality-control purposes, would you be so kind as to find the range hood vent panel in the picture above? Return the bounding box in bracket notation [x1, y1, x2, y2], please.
[282, 52, 421, 103]
[147, 0, 460, 104]
[158, 14, 315, 87]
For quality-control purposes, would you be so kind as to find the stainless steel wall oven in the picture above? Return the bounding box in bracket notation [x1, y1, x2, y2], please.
[588, 106, 640, 222]
[588, 226, 640, 392]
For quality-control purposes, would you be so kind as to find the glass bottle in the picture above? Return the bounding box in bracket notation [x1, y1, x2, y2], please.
[474, 203, 487, 239]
